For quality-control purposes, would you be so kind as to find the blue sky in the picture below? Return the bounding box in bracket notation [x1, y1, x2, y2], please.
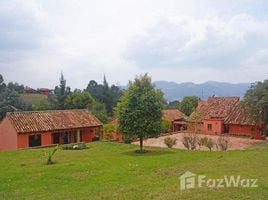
[0, 0, 268, 89]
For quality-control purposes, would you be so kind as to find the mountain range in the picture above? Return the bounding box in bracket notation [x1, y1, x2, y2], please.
[153, 81, 251, 101]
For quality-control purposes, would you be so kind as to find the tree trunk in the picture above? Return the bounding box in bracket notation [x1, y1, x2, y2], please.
[139, 136, 143, 152]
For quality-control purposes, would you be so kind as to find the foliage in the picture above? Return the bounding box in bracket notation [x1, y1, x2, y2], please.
[199, 137, 214, 151]
[179, 96, 199, 116]
[217, 136, 230, 151]
[91, 101, 109, 123]
[50, 73, 71, 109]
[103, 132, 113, 141]
[244, 79, 268, 135]
[45, 145, 59, 165]
[165, 100, 180, 109]
[7, 82, 24, 93]
[86, 76, 122, 115]
[164, 137, 177, 148]
[61, 142, 87, 150]
[161, 119, 172, 133]
[116, 74, 164, 152]
[123, 134, 133, 144]
[0, 75, 32, 120]
[66, 90, 94, 109]
[182, 133, 199, 150]
[103, 124, 117, 133]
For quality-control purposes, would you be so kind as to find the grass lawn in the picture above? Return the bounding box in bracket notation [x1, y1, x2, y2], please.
[0, 142, 267, 199]
[21, 94, 48, 104]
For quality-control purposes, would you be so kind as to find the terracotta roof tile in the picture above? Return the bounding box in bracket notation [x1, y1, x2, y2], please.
[225, 104, 255, 125]
[162, 109, 186, 121]
[188, 96, 240, 122]
[6, 109, 102, 133]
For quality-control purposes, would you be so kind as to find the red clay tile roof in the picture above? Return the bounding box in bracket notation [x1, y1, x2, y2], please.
[6, 109, 102, 133]
[162, 109, 186, 121]
[225, 104, 255, 125]
[188, 96, 240, 122]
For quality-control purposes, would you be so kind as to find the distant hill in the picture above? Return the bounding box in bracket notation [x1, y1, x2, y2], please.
[153, 81, 251, 101]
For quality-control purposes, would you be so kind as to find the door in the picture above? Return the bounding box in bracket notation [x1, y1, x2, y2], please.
[53, 133, 60, 144]
[29, 135, 41, 147]
[63, 132, 70, 144]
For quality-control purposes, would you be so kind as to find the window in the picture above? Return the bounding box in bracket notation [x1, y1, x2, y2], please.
[207, 124, 212, 131]
[29, 135, 41, 147]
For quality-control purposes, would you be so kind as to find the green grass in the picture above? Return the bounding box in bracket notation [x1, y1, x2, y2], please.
[21, 94, 48, 104]
[0, 142, 268, 199]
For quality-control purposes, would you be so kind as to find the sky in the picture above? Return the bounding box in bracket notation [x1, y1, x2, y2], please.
[0, 0, 268, 89]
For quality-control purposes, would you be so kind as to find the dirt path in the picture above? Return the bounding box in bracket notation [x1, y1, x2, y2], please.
[132, 132, 265, 150]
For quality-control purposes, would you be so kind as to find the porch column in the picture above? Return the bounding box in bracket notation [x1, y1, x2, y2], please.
[76, 130, 81, 142]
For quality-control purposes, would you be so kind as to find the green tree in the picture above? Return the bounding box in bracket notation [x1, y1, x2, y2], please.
[91, 101, 109, 123]
[179, 96, 199, 116]
[116, 74, 164, 152]
[86, 76, 121, 116]
[51, 73, 71, 109]
[0, 88, 31, 120]
[166, 100, 180, 109]
[66, 91, 94, 109]
[244, 80, 268, 135]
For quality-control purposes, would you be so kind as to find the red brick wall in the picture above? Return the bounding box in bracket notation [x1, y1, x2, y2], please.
[81, 128, 96, 142]
[17, 134, 28, 148]
[187, 122, 205, 134]
[42, 132, 52, 146]
[203, 119, 224, 135]
[228, 124, 263, 139]
[0, 117, 18, 150]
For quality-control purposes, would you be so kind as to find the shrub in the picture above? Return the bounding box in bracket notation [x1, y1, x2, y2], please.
[164, 137, 177, 148]
[199, 137, 214, 151]
[161, 119, 172, 133]
[123, 135, 133, 144]
[182, 133, 198, 150]
[45, 145, 59, 165]
[217, 136, 230, 151]
[188, 134, 198, 150]
[61, 142, 87, 150]
[182, 134, 190, 150]
[103, 132, 113, 141]
[103, 124, 117, 133]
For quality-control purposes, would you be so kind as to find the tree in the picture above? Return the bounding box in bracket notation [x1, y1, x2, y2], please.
[91, 101, 109, 123]
[179, 96, 199, 116]
[66, 91, 94, 109]
[116, 74, 164, 152]
[51, 73, 71, 109]
[165, 100, 180, 109]
[0, 88, 31, 120]
[86, 76, 122, 115]
[244, 80, 268, 135]
[0, 74, 6, 93]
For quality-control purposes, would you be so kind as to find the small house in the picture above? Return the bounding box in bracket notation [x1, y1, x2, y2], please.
[162, 109, 187, 132]
[0, 109, 103, 150]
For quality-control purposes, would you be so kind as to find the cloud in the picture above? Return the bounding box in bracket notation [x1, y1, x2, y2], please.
[124, 14, 268, 70]
[0, 0, 267, 88]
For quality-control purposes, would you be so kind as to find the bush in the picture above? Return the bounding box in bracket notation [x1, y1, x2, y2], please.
[182, 134, 190, 150]
[161, 119, 172, 133]
[164, 137, 177, 148]
[103, 124, 117, 133]
[182, 133, 198, 150]
[103, 132, 113, 141]
[217, 136, 230, 151]
[61, 142, 87, 150]
[45, 145, 59, 165]
[199, 137, 214, 151]
[123, 135, 133, 144]
[188, 134, 198, 150]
